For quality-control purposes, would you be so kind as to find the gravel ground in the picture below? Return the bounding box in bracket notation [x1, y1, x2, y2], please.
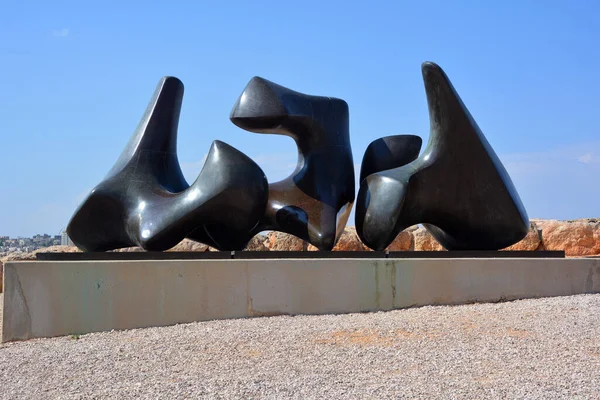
[1, 294, 600, 399]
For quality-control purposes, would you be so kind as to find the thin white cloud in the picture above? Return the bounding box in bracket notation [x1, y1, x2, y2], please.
[52, 28, 69, 37]
[499, 140, 600, 219]
[578, 153, 594, 164]
[500, 141, 600, 174]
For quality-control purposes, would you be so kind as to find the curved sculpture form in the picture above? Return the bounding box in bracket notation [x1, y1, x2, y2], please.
[230, 77, 355, 250]
[67, 77, 268, 252]
[359, 135, 422, 183]
[356, 62, 529, 251]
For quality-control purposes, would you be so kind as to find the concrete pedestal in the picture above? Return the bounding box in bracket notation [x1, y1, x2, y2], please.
[3, 258, 600, 342]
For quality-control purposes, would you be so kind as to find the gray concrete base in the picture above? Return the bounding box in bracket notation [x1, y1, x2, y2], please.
[3, 258, 600, 342]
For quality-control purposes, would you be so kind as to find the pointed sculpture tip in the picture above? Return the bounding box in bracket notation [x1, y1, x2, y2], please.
[206, 140, 222, 162]
[421, 61, 445, 78]
[421, 61, 440, 69]
[161, 75, 182, 83]
[209, 139, 241, 156]
[206, 140, 257, 171]
[210, 139, 229, 150]
[249, 76, 268, 84]
[157, 76, 184, 90]
[209, 139, 228, 154]
[421, 61, 453, 93]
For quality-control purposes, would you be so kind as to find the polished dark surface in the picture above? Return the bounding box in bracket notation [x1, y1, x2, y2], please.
[356, 62, 529, 251]
[37, 250, 564, 261]
[230, 77, 355, 251]
[359, 135, 422, 183]
[67, 77, 268, 252]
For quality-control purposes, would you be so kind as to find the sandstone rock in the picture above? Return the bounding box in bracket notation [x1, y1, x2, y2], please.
[534, 218, 600, 257]
[332, 226, 367, 251]
[503, 221, 542, 251]
[412, 226, 445, 251]
[306, 226, 366, 251]
[266, 232, 307, 251]
[166, 239, 212, 252]
[244, 234, 269, 251]
[0, 259, 3, 293]
[385, 229, 414, 251]
[4, 245, 81, 261]
[308, 226, 415, 251]
[110, 247, 145, 252]
[39, 245, 82, 253]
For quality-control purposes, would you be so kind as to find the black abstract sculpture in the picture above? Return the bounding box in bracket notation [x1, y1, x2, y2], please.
[67, 77, 268, 252]
[356, 62, 529, 251]
[68, 62, 529, 253]
[68, 76, 355, 252]
[230, 77, 355, 251]
[359, 135, 422, 183]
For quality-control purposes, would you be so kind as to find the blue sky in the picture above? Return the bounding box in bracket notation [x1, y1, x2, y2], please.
[1, 0, 599, 237]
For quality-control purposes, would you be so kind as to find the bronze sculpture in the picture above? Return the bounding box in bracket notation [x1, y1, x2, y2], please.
[67, 77, 268, 251]
[67, 62, 529, 253]
[355, 62, 529, 250]
[67, 76, 355, 251]
[230, 77, 355, 250]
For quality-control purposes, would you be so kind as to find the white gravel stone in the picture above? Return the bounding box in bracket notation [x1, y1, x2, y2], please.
[1, 293, 600, 399]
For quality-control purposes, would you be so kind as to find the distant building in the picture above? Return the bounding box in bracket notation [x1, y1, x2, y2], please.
[60, 230, 74, 246]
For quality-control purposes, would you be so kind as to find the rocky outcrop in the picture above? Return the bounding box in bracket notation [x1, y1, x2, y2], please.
[244, 234, 269, 251]
[109, 247, 146, 252]
[266, 232, 308, 251]
[166, 239, 213, 252]
[308, 226, 366, 251]
[503, 221, 543, 251]
[266, 219, 600, 256]
[412, 226, 445, 251]
[534, 219, 600, 257]
[3, 245, 81, 261]
[386, 228, 415, 251]
[308, 226, 415, 252]
[105, 235, 269, 253]
[166, 235, 268, 252]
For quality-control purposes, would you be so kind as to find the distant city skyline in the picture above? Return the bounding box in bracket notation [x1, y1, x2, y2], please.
[1, 1, 599, 237]
[0, 231, 68, 239]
